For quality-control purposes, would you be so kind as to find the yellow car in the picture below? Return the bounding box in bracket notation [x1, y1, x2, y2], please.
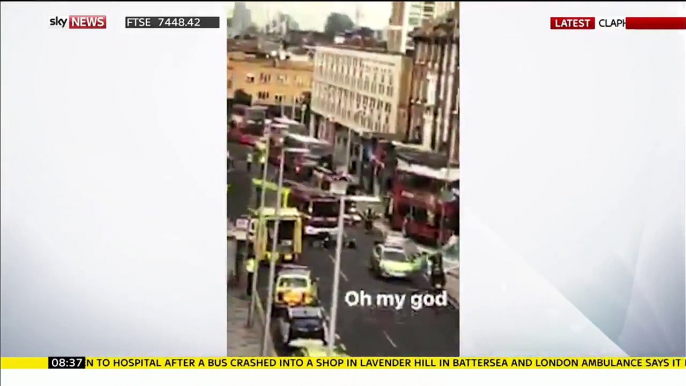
[273, 265, 319, 312]
[289, 340, 349, 357]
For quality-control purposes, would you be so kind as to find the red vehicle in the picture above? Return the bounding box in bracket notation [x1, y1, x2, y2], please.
[228, 105, 267, 146]
[277, 133, 334, 181]
[286, 182, 341, 238]
[389, 161, 459, 246]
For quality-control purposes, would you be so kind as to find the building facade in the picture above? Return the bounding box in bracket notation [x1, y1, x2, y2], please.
[407, 6, 459, 162]
[387, 1, 457, 54]
[228, 52, 313, 115]
[310, 45, 413, 190]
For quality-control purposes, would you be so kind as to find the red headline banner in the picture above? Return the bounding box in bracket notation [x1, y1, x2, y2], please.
[550, 16, 686, 30]
[625, 17, 686, 30]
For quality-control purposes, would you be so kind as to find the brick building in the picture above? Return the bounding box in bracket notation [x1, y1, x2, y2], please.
[407, 5, 459, 162]
[228, 52, 314, 117]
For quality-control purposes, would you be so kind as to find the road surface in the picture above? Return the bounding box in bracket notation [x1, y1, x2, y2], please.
[228, 142, 459, 356]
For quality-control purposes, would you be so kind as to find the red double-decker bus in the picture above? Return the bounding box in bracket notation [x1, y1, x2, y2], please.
[228, 105, 267, 146]
[389, 160, 459, 246]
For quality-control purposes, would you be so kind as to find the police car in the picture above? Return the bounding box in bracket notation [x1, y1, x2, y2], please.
[369, 234, 423, 279]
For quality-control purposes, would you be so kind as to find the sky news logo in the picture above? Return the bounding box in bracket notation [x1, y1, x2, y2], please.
[49, 16, 107, 29]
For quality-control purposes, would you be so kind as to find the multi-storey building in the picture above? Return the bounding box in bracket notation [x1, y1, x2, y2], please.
[310, 45, 413, 189]
[407, 4, 458, 162]
[228, 52, 313, 112]
[230, 2, 252, 37]
[387, 1, 457, 54]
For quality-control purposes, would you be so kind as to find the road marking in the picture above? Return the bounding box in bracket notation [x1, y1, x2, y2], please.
[327, 253, 349, 281]
[382, 330, 397, 348]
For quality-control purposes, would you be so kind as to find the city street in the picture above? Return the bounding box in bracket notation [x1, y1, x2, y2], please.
[228, 143, 459, 357]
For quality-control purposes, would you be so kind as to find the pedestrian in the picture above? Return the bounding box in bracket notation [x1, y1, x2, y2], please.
[402, 212, 411, 236]
[364, 207, 374, 234]
[259, 148, 266, 168]
[429, 254, 446, 291]
[246, 151, 253, 173]
[244, 255, 256, 297]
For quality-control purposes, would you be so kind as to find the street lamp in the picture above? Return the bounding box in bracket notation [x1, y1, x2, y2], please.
[327, 193, 346, 356]
[247, 125, 273, 327]
[261, 146, 310, 356]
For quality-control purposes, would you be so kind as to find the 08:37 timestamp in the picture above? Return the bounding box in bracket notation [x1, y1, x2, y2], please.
[48, 356, 86, 369]
[157, 17, 202, 28]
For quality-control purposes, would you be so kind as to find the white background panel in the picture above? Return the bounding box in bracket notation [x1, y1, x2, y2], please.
[1, 2, 227, 356]
[460, 2, 685, 356]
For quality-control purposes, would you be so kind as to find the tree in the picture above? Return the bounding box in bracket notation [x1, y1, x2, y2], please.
[244, 23, 259, 35]
[324, 13, 354, 37]
[279, 13, 300, 31]
[301, 91, 312, 126]
[234, 89, 252, 106]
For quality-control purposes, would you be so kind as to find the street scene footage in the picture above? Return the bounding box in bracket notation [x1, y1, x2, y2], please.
[227, 1, 459, 357]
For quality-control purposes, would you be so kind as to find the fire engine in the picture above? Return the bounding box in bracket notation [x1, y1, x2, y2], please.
[286, 182, 341, 238]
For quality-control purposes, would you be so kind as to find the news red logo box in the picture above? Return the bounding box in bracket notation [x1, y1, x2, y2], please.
[551, 17, 595, 30]
[49, 15, 107, 29]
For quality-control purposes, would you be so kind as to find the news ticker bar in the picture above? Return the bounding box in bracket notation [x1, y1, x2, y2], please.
[1, 357, 685, 370]
[551, 17, 686, 30]
[125, 17, 220, 28]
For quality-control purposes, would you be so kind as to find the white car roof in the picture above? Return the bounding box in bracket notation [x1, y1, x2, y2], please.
[382, 246, 405, 254]
[278, 269, 310, 278]
[289, 307, 323, 318]
[384, 234, 407, 247]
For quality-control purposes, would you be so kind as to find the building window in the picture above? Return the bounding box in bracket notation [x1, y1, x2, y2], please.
[387, 86, 393, 97]
[275, 94, 285, 104]
[258, 91, 270, 100]
[228, 77, 233, 90]
[246, 74, 255, 83]
[259, 73, 271, 84]
[277, 75, 288, 85]
[295, 76, 304, 87]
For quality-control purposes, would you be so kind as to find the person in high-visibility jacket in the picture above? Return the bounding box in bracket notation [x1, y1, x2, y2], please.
[258, 150, 266, 167]
[244, 256, 256, 297]
[246, 152, 253, 173]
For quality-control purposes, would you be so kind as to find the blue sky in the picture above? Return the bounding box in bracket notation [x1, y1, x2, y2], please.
[226, 2, 392, 30]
